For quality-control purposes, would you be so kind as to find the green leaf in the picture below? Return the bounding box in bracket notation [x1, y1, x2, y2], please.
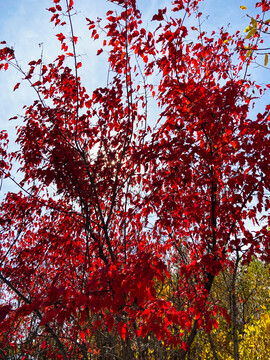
[264, 54, 269, 67]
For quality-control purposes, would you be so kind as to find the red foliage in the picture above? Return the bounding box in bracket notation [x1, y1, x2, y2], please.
[0, 0, 269, 358]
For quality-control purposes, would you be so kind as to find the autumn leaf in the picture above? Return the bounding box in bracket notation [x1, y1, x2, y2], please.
[264, 53, 269, 66]
[117, 322, 127, 340]
[13, 82, 20, 91]
[0, 305, 11, 322]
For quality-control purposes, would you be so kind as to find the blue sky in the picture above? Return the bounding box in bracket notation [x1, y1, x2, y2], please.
[0, 0, 255, 67]
[0, 0, 257, 111]
[0, 0, 267, 197]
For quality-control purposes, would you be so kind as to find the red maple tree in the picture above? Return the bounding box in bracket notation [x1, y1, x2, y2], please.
[0, 0, 269, 358]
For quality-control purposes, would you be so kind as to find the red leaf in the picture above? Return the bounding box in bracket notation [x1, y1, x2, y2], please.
[32, 81, 41, 87]
[80, 331, 86, 342]
[107, 315, 114, 332]
[181, 342, 188, 352]
[40, 309, 60, 326]
[0, 305, 11, 322]
[219, 307, 231, 325]
[117, 321, 127, 340]
[41, 65, 47, 75]
[13, 83, 20, 91]
[48, 7, 56, 13]
[76, 62, 82, 69]
[152, 8, 167, 21]
[213, 318, 219, 330]
[56, 33, 65, 42]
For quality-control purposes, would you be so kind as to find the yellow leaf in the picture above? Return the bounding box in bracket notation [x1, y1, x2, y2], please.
[244, 25, 253, 33]
[240, 5, 247, 10]
[246, 28, 257, 39]
[264, 54, 269, 67]
[223, 38, 232, 44]
[251, 18, 258, 28]
[245, 49, 253, 58]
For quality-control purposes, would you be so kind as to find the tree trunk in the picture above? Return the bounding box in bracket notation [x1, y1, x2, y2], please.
[231, 249, 240, 360]
[208, 332, 219, 360]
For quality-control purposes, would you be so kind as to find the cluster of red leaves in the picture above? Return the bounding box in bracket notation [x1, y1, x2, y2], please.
[0, 42, 14, 71]
[0, 130, 9, 175]
[256, 0, 270, 11]
[0, 0, 269, 358]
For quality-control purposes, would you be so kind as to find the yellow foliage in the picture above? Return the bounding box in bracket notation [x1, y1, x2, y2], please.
[239, 312, 270, 359]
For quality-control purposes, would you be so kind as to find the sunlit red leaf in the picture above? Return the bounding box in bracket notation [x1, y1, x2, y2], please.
[117, 322, 127, 340]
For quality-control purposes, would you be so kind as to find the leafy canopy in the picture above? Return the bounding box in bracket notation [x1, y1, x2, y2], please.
[0, 0, 269, 359]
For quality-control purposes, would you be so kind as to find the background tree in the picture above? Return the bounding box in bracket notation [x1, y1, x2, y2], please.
[189, 258, 270, 359]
